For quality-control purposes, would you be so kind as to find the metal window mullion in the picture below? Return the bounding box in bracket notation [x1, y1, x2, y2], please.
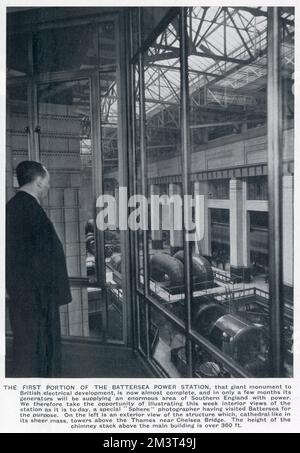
[34, 67, 117, 85]
[129, 9, 140, 290]
[91, 72, 105, 285]
[90, 71, 107, 343]
[138, 348, 169, 378]
[117, 11, 133, 347]
[138, 8, 150, 360]
[131, 7, 181, 63]
[189, 330, 252, 378]
[139, 16, 149, 296]
[128, 9, 140, 350]
[267, 7, 284, 377]
[135, 288, 250, 378]
[8, 12, 118, 35]
[180, 8, 193, 378]
[136, 296, 142, 352]
[136, 288, 185, 331]
[62, 190, 71, 337]
[74, 188, 84, 337]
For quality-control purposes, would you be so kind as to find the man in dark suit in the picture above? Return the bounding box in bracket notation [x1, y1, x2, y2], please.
[6, 161, 72, 377]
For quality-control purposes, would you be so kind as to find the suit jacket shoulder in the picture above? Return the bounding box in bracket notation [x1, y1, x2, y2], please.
[6, 191, 72, 306]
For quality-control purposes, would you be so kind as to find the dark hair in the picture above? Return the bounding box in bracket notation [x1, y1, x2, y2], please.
[16, 160, 47, 187]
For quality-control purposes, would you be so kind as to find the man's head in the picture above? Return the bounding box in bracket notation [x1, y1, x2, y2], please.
[16, 160, 50, 201]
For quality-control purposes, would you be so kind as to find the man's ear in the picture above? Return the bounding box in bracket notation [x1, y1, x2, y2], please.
[35, 176, 43, 188]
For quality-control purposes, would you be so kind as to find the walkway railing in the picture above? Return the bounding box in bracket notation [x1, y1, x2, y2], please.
[214, 286, 270, 303]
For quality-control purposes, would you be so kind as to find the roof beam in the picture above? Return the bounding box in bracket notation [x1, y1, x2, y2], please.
[237, 11, 255, 46]
[226, 8, 253, 59]
[159, 69, 180, 101]
[192, 7, 209, 49]
[190, 119, 265, 129]
[195, 7, 224, 48]
[145, 98, 178, 106]
[147, 45, 254, 65]
[150, 63, 220, 77]
[145, 50, 180, 63]
[190, 50, 254, 65]
[237, 7, 294, 26]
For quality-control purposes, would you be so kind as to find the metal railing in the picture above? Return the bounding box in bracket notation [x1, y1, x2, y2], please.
[213, 269, 236, 284]
[214, 286, 270, 303]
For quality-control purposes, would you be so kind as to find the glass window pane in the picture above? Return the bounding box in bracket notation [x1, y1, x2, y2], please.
[34, 25, 98, 73]
[150, 307, 186, 377]
[7, 33, 28, 77]
[34, 21, 116, 73]
[130, 8, 139, 57]
[99, 21, 116, 66]
[38, 79, 105, 340]
[188, 7, 271, 377]
[192, 293, 270, 377]
[142, 8, 171, 41]
[6, 85, 29, 200]
[134, 64, 145, 290]
[131, 8, 173, 57]
[100, 72, 124, 342]
[191, 342, 231, 378]
[132, 6, 294, 378]
[144, 17, 185, 323]
[6, 83, 30, 334]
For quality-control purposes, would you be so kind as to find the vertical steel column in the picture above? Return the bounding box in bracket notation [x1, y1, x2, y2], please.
[91, 72, 106, 286]
[117, 10, 134, 347]
[128, 9, 139, 350]
[91, 26, 106, 287]
[90, 71, 107, 342]
[138, 8, 150, 359]
[267, 7, 284, 377]
[180, 8, 193, 377]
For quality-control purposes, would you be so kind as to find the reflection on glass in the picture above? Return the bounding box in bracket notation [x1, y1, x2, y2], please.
[187, 7, 274, 377]
[130, 8, 139, 57]
[6, 84, 30, 334]
[131, 6, 294, 377]
[7, 33, 28, 77]
[142, 8, 171, 42]
[34, 21, 116, 73]
[34, 25, 98, 73]
[150, 307, 186, 377]
[134, 65, 145, 289]
[148, 183, 185, 318]
[38, 79, 105, 339]
[6, 85, 29, 200]
[100, 72, 123, 342]
[192, 292, 271, 377]
[135, 6, 296, 377]
[144, 17, 184, 320]
[131, 8, 172, 57]
[191, 343, 231, 378]
[99, 21, 116, 66]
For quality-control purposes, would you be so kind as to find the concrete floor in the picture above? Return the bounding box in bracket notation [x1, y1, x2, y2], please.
[5, 336, 154, 378]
